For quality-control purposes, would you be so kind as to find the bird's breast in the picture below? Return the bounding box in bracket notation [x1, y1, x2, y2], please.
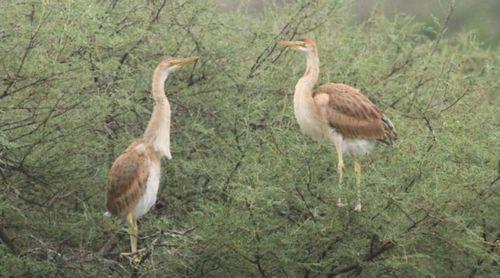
[132, 160, 161, 219]
[293, 98, 324, 141]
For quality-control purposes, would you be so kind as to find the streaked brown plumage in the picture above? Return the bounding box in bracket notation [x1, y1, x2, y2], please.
[279, 38, 396, 211]
[316, 83, 397, 143]
[105, 56, 199, 260]
[106, 141, 154, 219]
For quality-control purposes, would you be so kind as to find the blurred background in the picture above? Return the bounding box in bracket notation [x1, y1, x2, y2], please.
[217, 0, 500, 47]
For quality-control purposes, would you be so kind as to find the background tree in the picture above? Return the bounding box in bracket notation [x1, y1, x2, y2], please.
[1, 0, 498, 276]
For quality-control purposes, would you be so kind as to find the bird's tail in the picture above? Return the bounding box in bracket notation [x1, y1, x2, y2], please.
[381, 115, 397, 145]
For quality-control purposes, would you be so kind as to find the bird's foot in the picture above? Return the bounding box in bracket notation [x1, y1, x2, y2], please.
[120, 249, 145, 264]
[336, 198, 346, 207]
[354, 203, 362, 212]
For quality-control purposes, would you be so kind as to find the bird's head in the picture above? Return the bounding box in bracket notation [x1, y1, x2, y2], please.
[158, 56, 200, 72]
[278, 37, 317, 54]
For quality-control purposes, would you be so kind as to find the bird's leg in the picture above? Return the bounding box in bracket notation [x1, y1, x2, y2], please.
[354, 159, 362, 212]
[336, 145, 345, 207]
[130, 213, 138, 254]
[120, 213, 141, 264]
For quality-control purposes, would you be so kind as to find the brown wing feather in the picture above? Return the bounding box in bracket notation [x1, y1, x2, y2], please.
[314, 83, 397, 143]
[106, 141, 150, 219]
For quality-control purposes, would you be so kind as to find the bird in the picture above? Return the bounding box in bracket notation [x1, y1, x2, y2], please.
[105, 55, 199, 260]
[279, 38, 397, 211]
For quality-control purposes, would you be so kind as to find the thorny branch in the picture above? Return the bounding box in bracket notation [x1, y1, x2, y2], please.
[247, 1, 338, 79]
[1, 5, 50, 100]
[389, 0, 456, 110]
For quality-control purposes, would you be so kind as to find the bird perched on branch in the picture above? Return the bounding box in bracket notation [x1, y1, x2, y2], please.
[105, 56, 199, 260]
[279, 38, 396, 211]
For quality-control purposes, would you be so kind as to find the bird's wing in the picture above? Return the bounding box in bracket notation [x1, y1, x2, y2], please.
[314, 83, 396, 143]
[106, 141, 150, 219]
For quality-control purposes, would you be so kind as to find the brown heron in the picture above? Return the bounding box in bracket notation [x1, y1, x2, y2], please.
[279, 38, 396, 211]
[106, 56, 199, 260]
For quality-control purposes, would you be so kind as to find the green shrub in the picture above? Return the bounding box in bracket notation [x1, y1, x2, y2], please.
[1, 0, 498, 276]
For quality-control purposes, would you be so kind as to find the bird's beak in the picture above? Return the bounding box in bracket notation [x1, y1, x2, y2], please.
[172, 56, 200, 67]
[278, 40, 305, 49]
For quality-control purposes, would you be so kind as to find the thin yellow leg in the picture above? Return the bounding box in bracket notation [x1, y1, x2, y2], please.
[119, 213, 142, 263]
[336, 145, 345, 207]
[127, 212, 138, 254]
[354, 159, 362, 211]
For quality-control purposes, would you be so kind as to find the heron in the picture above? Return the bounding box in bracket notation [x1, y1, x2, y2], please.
[279, 38, 397, 211]
[105, 56, 199, 260]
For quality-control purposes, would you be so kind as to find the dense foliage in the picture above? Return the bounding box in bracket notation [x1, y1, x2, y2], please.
[1, 0, 498, 276]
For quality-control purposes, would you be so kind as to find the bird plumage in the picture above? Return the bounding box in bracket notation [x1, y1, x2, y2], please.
[314, 83, 397, 144]
[279, 37, 396, 211]
[106, 141, 159, 220]
[105, 56, 199, 259]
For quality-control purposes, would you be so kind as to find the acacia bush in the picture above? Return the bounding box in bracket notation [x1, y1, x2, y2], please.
[0, 0, 498, 276]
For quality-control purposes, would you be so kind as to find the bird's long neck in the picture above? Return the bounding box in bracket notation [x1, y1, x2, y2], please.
[143, 67, 172, 159]
[294, 49, 320, 108]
